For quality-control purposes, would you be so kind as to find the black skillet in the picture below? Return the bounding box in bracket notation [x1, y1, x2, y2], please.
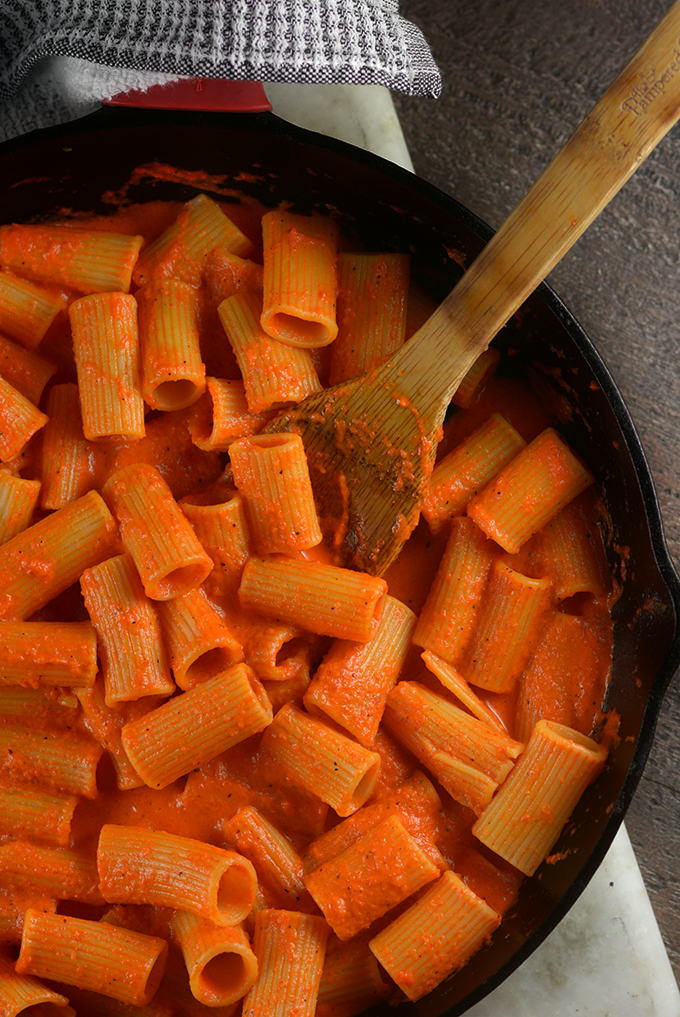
[1, 78, 679, 1015]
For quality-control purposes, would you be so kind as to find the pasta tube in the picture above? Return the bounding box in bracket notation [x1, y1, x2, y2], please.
[0, 490, 118, 621]
[329, 252, 409, 383]
[230, 432, 322, 554]
[305, 815, 440, 940]
[0, 331, 57, 401]
[0, 270, 66, 348]
[16, 909, 168, 1006]
[383, 681, 523, 814]
[171, 911, 258, 1007]
[468, 426, 595, 553]
[137, 279, 206, 411]
[303, 770, 444, 873]
[421, 649, 507, 733]
[0, 376, 47, 463]
[462, 560, 551, 694]
[0, 723, 103, 799]
[0, 470, 40, 544]
[224, 806, 315, 912]
[133, 193, 253, 287]
[205, 246, 264, 302]
[39, 383, 95, 509]
[412, 515, 494, 665]
[316, 933, 391, 1016]
[154, 585, 243, 689]
[0, 949, 71, 1015]
[0, 620, 97, 688]
[0, 224, 144, 293]
[242, 909, 330, 1017]
[422, 412, 526, 531]
[0, 841, 104, 905]
[534, 495, 609, 600]
[304, 594, 416, 747]
[472, 720, 607, 875]
[218, 291, 322, 412]
[121, 663, 272, 789]
[0, 786, 77, 847]
[75, 679, 155, 792]
[180, 492, 251, 596]
[369, 870, 501, 1001]
[81, 552, 174, 705]
[259, 703, 381, 817]
[261, 210, 339, 348]
[97, 824, 257, 926]
[102, 463, 213, 600]
[189, 377, 271, 452]
[69, 292, 146, 440]
[239, 556, 387, 643]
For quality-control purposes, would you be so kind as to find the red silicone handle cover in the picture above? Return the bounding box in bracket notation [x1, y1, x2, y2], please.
[104, 77, 272, 113]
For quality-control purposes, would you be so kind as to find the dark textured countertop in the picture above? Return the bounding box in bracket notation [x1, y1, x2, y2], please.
[393, 0, 680, 984]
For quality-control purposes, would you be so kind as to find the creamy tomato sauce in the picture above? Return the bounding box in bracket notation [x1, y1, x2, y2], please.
[0, 192, 615, 1015]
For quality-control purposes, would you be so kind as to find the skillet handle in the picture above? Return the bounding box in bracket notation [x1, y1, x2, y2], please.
[103, 77, 272, 112]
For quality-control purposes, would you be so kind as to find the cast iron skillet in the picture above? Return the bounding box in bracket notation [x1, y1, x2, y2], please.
[1, 95, 680, 1016]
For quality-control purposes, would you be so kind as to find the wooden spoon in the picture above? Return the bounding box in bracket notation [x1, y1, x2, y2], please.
[267, 0, 680, 575]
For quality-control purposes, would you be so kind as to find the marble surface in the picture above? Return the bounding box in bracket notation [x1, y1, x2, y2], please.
[262, 78, 680, 1017]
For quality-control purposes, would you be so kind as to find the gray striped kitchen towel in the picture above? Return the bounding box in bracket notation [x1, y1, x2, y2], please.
[0, 0, 441, 142]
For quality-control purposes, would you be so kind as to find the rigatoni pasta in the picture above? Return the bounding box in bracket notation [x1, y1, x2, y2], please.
[97, 825, 257, 926]
[242, 909, 330, 1017]
[260, 210, 339, 348]
[121, 663, 272, 789]
[472, 720, 607, 875]
[0, 470, 40, 544]
[329, 252, 409, 384]
[368, 870, 501, 1001]
[137, 279, 206, 411]
[0, 189, 616, 1016]
[171, 911, 259, 1007]
[102, 463, 213, 600]
[260, 703, 381, 817]
[218, 290, 322, 411]
[305, 815, 439, 940]
[0, 223, 143, 293]
[0, 620, 97, 688]
[238, 556, 387, 642]
[0, 375, 47, 462]
[229, 432, 322, 555]
[0, 949, 71, 1015]
[132, 193, 253, 288]
[303, 594, 416, 747]
[16, 908, 168, 1006]
[39, 383, 94, 510]
[467, 426, 595, 553]
[81, 553, 175, 705]
[0, 490, 117, 621]
[0, 270, 65, 349]
[69, 292, 146, 440]
[0, 331, 56, 404]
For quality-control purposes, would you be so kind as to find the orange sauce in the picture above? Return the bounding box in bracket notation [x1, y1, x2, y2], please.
[0, 190, 616, 1012]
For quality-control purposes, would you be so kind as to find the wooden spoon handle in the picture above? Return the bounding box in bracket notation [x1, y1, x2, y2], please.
[398, 0, 680, 423]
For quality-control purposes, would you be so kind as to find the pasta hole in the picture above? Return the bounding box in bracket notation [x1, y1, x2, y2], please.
[152, 379, 202, 411]
[199, 951, 248, 1002]
[143, 944, 169, 1004]
[349, 758, 381, 812]
[267, 313, 329, 346]
[151, 564, 210, 600]
[217, 859, 255, 922]
[184, 646, 239, 686]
